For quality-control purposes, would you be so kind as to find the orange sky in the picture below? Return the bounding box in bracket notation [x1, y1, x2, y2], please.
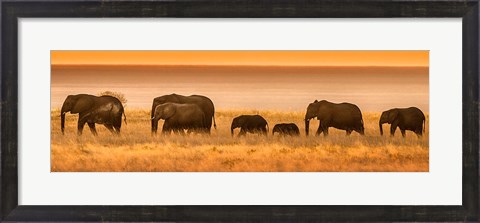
[51, 51, 428, 67]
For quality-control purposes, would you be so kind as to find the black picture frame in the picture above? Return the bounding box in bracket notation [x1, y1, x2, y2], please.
[1, 0, 478, 222]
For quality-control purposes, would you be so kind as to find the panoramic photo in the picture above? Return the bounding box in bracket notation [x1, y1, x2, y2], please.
[51, 50, 429, 172]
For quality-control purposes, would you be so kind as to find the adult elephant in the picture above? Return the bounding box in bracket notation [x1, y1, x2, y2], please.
[152, 103, 206, 135]
[305, 100, 364, 136]
[151, 94, 216, 134]
[61, 94, 127, 135]
[231, 115, 269, 137]
[379, 107, 426, 137]
[272, 123, 300, 136]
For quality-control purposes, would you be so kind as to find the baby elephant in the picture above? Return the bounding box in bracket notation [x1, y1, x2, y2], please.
[152, 102, 206, 135]
[272, 123, 300, 136]
[379, 107, 426, 137]
[231, 115, 269, 137]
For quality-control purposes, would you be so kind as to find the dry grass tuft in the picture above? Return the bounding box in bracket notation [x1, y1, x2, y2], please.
[97, 91, 128, 106]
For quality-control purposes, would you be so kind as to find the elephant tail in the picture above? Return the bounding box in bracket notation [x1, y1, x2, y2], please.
[360, 118, 365, 135]
[123, 111, 127, 125]
[423, 118, 425, 133]
[213, 114, 217, 130]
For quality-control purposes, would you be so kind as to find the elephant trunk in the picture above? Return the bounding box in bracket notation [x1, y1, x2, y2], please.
[379, 121, 384, 135]
[152, 116, 159, 135]
[151, 104, 157, 133]
[151, 119, 155, 133]
[60, 106, 68, 135]
[305, 118, 310, 136]
[423, 119, 426, 133]
[231, 123, 236, 137]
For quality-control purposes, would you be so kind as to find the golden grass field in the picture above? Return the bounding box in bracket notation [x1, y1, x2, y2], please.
[51, 109, 429, 172]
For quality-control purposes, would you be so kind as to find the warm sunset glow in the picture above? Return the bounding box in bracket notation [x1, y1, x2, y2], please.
[51, 50, 429, 172]
[51, 51, 429, 67]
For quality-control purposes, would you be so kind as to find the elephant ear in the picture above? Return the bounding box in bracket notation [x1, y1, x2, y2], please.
[388, 109, 399, 123]
[71, 96, 94, 113]
[162, 104, 176, 119]
[315, 102, 327, 118]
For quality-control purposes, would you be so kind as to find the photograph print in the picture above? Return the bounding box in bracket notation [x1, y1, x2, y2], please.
[51, 50, 429, 172]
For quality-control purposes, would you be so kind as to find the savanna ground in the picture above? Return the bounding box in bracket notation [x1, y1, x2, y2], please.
[51, 109, 429, 172]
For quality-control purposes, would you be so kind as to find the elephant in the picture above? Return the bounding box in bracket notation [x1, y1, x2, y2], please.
[152, 102, 207, 135]
[272, 123, 300, 136]
[61, 94, 127, 136]
[231, 115, 269, 137]
[379, 107, 426, 137]
[151, 94, 216, 134]
[305, 100, 364, 136]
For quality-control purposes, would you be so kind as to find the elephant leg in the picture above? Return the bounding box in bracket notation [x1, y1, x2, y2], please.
[319, 122, 329, 136]
[315, 123, 323, 136]
[113, 116, 122, 134]
[346, 129, 353, 136]
[104, 124, 116, 134]
[162, 123, 171, 135]
[190, 127, 201, 135]
[194, 127, 205, 135]
[400, 128, 406, 138]
[203, 127, 210, 134]
[77, 121, 86, 136]
[204, 124, 211, 134]
[170, 126, 182, 135]
[176, 128, 186, 135]
[87, 122, 98, 136]
[323, 128, 329, 136]
[354, 129, 362, 135]
[162, 128, 170, 135]
[238, 128, 247, 137]
[355, 125, 365, 135]
[415, 131, 422, 138]
[415, 128, 423, 137]
[192, 127, 203, 134]
[77, 116, 89, 136]
[390, 123, 398, 136]
[261, 127, 267, 136]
